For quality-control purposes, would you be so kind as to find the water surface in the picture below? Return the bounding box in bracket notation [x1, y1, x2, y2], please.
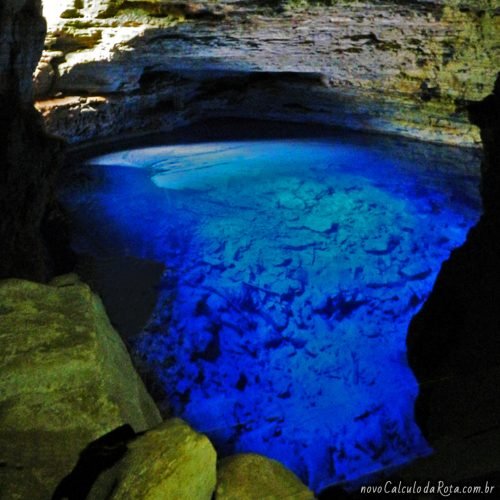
[61, 123, 480, 492]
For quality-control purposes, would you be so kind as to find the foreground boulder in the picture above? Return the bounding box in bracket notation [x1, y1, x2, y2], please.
[89, 418, 217, 499]
[216, 453, 314, 500]
[0, 275, 161, 499]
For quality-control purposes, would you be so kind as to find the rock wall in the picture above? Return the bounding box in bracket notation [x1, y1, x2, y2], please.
[34, 0, 499, 145]
[407, 74, 500, 473]
[0, 0, 69, 280]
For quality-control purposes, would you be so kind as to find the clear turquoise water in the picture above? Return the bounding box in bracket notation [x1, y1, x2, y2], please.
[61, 124, 480, 492]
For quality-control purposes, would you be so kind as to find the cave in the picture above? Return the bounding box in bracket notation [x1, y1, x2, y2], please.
[1, 1, 499, 499]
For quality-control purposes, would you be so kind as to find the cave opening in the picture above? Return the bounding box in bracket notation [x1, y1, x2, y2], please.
[59, 119, 481, 493]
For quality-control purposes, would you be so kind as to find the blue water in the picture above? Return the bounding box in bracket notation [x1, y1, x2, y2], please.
[61, 125, 480, 492]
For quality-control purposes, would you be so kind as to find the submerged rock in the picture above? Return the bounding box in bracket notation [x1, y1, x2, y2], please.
[74, 134, 478, 490]
[0, 275, 161, 499]
[216, 453, 314, 500]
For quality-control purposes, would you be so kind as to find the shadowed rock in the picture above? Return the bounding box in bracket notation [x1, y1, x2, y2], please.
[0, 0, 72, 281]
[407, 73, 500, 478]
[52, 424, 136, 500]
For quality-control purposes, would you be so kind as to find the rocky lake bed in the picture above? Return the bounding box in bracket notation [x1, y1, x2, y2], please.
[59, 122, 481, 491]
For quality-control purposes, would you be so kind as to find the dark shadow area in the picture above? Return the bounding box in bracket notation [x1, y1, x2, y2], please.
[406, 74, 500, 493]
[75, 254, 164, 339]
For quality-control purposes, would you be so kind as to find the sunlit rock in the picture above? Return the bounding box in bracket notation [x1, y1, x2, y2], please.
[35, 1, 498, 145]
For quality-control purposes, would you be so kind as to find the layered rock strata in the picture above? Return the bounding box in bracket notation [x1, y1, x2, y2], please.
[36, 0, 499, 145]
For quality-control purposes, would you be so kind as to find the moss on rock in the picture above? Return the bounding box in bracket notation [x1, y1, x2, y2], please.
[0, 275, 161, 499]
[216, 453, 315, 499]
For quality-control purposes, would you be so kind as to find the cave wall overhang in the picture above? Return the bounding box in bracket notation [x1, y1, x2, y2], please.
[35, 0, 499, 146]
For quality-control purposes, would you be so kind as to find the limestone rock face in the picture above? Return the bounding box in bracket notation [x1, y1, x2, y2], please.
[33, 59, 55, 97]
[90, 418, 217, 500]
[216, 453, 314, 500]
[83, 0, 124, 18]
[0, 275, 161, 499]
[43, 0, 125, 20]
[36, 0, 499, 145]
